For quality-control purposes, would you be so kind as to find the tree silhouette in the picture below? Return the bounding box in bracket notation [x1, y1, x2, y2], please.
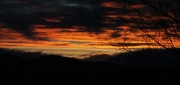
[107, 0, 180, 67]
[123, 0, 180, 49]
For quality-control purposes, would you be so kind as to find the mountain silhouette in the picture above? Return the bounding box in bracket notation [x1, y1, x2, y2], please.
[0, 53, 180, 84]
[83, 54, 111, 62]
[0, 48, 41, 60]
[0, 53, 27, 67]
[106, 48, 180, 68]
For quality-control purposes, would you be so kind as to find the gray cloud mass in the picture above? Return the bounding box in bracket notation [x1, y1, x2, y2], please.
[0, 0, 128, 39]
[0, 0, 178, 40]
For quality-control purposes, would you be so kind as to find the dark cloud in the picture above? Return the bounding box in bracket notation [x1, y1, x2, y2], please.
[0, 0, 129, 40]
[111, 42, 156, 47]
[0, 0, 178, 40]
[1, 1, 127, 32]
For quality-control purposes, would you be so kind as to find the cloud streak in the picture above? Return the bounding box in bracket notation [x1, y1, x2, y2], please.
[0, 0, 128, 39]
[1, 0, 179, 50]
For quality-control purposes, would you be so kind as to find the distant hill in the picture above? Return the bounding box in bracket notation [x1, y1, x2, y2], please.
[106, 48, 180, 68]
[1, 53, 180, 84]
[0, 48, 42, 60]
[82, 54, 111, 62]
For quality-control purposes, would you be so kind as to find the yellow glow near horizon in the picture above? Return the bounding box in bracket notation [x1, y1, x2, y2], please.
[1, 27, 179, 48]
[1, 25, 180, 58]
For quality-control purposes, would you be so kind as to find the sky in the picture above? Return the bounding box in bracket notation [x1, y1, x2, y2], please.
[0, 0, 180, 59]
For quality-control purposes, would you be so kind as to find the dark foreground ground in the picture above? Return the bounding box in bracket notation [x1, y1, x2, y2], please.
[0, 53, 180, 85]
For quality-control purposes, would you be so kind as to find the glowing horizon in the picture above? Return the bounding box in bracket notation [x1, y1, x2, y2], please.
[0, 0, 180, 58]
[0, 26, 175, 58]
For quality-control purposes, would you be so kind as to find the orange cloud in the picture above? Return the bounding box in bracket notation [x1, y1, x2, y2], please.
[44, 19, 61, 22]
[127, 4, 145, 9]
[101, 2, 123, 8]
[0, 28, 30, 40]
[1, 26, 180, 52]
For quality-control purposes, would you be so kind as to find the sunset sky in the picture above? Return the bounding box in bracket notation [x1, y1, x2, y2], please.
[0, 0, 180, 59]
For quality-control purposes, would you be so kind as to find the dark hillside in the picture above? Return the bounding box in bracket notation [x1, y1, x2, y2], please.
[0, 54, 180, 84]
[106, 48, 180, 68]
